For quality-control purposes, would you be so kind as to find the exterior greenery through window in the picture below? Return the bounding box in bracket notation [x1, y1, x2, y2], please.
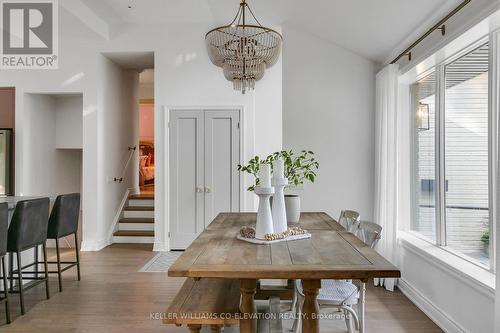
[410, 41, 493, 270]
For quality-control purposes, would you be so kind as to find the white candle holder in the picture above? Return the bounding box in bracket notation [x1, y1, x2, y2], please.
[271, 177, 288, 234]
[254, 186, 275, 239]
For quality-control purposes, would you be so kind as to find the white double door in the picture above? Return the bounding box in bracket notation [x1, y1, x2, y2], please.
[170, 109, 240, 249]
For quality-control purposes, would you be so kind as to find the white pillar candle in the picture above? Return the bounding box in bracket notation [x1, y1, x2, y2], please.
[273, 159, 284, 179]
[259, 163, 271, 188]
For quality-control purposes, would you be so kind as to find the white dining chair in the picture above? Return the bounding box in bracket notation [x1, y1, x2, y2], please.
[355, 221, 382, 249]
[338, 210, 361, 233]
[291, 220, 382, 333]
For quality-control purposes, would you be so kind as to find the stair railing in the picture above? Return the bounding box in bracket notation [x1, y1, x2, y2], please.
[114, 146, 137, 183]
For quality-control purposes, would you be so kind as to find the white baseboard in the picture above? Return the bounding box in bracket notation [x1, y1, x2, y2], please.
[80, 237, 111, 251]
[112, 236, 154, 243]
[398, 278, 467, 333]
[153, 241, 169, 252]
[106, 188, 132, 241]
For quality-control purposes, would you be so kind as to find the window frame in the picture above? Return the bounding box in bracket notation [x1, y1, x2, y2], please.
[409, 36, 495, 273]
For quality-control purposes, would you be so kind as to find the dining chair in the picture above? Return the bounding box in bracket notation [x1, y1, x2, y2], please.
[0, 203, 10, 323]
[338, 210, 360, 233]
[356, 220, 382, 249]
[292, 220, 383, 333]
[46, 193, 81, 292]
[7, 198, 50, 315]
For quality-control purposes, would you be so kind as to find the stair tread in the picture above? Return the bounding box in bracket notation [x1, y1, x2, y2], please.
[113, 230, 154, 237]
[124, 206, 154, 211]
[119, 218, 154, 224]
[129, 194, 154, 200]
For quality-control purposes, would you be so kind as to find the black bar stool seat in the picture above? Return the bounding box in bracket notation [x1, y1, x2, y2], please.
[7, 198, 50, 315]
[0, 203, 10, 323]
[46, 193, 81, 292]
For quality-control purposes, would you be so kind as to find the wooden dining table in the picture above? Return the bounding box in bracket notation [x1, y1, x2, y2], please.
[168, 212, 401, 333]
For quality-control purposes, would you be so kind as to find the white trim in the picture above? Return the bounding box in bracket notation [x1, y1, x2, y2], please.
[395, 1, 500, 72]
[397, 278, 467, 333]
[80, 237, 110, 251]
[399, 232, 495, 299]
[162, 105, 246, 251]
[153, 241, 169, 252]
[106, 187, 132, 242]
[112, 236, 154, 244]
[488, 29, 499, 274]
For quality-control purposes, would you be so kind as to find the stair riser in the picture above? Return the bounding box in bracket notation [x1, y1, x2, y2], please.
[113, 236, 154, 244]
[128, 199, 154, 207]
[124, 210, 154, 219]
[119, 223, 154, 231]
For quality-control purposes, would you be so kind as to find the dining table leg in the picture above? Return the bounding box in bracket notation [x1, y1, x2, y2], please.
[239, 279, 257, 333]
[301, 279, 321, 333]
[359, 280, 367, 333]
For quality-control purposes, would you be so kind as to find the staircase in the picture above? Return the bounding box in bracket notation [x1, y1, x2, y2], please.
[113, 193, 154, 243]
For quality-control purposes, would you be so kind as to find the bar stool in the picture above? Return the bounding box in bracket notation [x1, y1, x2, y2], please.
[46, 193, 81, 292]
[0, 203, 10, 323]
[7, 198, 50, 315]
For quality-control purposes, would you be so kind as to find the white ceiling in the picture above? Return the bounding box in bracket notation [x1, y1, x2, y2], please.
[103, 52, 154, 70]
[81, 0, 464, 63]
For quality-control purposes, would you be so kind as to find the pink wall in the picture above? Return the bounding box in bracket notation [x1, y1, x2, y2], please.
[140, 104, 154, 142]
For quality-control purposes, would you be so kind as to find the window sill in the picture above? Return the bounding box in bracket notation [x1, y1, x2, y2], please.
[398, 231, 495, 299]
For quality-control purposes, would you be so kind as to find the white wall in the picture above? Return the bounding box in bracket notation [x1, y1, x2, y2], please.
[140, 104, 154, 143]
[282, 25, 376, 220]
[0, 17, 282, 251]
[150, 24, 282, 250]
[398, 237, 495, 333]
[98, 24, 281, 251]
[55, 95, 83, 149]
[396, 11, 500, 332]
[139, 83, 154, 100]
[97, 56, 139, 243]
[23, 94, 82, 198]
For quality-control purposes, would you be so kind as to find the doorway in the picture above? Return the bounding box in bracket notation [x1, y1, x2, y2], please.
[139, 69, 155, 196]
[169, 109, 241, 249]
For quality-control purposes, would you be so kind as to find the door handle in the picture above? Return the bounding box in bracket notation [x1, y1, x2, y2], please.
[196, 187, 203, 193]
[205, 187, 211, 193]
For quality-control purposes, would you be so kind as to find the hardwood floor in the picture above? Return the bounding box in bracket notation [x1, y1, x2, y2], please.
[0, 244, 442, 333]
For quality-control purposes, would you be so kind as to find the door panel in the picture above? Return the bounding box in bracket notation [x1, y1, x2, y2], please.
[204, 111, 240, 226]
[169, 109, 240, 249]
[169, 111, 204, 249]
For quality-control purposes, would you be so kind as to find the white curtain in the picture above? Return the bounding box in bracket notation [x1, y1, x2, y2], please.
[373, 64, 399, 291]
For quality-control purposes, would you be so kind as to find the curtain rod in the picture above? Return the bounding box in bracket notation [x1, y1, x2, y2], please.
[390, 0, 471, 64]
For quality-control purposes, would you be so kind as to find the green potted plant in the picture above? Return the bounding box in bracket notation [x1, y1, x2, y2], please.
[481, 228, 489, 256]
[238, 150, 319, 223]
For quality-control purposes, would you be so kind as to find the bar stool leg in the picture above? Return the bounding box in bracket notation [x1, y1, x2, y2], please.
[34, 246, 39, 279]
[55, 238, 63, 292]
[42, 243, 50, 300]
[1, 257, 10, 324]
[16, 251, 25, 315]
[8, 253, 13, 292]
[74, 233, 81, 281]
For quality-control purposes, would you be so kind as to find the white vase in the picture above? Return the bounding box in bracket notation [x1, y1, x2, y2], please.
[285, 195, 301, 223]
[254, 186, 275, 239]
[271, 177, 288, 233]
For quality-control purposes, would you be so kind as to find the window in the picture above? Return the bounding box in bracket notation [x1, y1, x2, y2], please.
[411, 72, 437, 242]
[410, 41, 493, 270]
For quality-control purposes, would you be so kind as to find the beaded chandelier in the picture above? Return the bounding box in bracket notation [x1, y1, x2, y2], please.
[205, 0, 282, 94]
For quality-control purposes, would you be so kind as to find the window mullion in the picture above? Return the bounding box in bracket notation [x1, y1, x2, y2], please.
[435, 64, 447, 247]
[488, 31, 499, 273]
